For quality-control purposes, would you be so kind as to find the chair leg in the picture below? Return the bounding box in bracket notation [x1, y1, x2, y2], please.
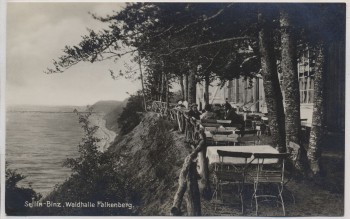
[253, 182, 258, 216]
[213, 180, 219, 211]
[239, 182, 244, 214]
[278, 184, 285, 216]
[255, 195, 259, 216]
[220, 184, 223, 202]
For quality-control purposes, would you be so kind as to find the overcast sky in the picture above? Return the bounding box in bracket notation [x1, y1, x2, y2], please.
[6, 2, 140, 106]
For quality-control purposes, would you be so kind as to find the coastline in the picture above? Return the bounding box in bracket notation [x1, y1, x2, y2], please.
[89, 113, 117, 151]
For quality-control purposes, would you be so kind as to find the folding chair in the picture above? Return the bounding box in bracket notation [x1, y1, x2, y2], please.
[225, 126, 238, 131]
[250, 153, 289, 216]
[245, 119, 254, 130]
[212, 150, 253, 214]
[212, 135, 229, 146]
[226, 133, 239, 146]
[236, 130, 260, 145]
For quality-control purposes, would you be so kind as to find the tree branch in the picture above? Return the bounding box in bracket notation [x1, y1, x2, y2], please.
[174, 3, 233, 34]
[159, 36, 253, 57]
[201, 47, 223, 74]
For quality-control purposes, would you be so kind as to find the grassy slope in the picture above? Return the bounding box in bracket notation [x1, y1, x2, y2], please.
[106, 112, 191, 215]
[25, 112, 344, 216]
[30, 113, 190, 216]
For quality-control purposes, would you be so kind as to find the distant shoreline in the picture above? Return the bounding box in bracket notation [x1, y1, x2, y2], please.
[89, 113, 117, 151]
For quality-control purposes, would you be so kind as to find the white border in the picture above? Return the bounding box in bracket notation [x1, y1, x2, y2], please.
[0, 1, 348, 219]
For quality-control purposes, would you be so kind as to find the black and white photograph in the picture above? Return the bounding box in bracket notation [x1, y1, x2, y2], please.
[3, 1, 346, 217]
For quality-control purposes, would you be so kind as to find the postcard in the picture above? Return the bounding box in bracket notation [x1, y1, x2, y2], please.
[2, 1, 346, 217]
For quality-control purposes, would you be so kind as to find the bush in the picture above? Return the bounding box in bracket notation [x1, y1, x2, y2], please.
[5, 164, 42, 215]
[30, 108, 139, 216]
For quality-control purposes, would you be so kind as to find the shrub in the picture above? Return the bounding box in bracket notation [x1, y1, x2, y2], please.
[5, 164, 42, 215]
[31, 108, 139, 216]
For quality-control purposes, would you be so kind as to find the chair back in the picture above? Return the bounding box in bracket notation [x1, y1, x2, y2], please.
[217, 150, 252, 158]
[217, 150, 253, 170]
[212, 135, 229, 145]
[236, 130, 258, 137]
[245, 119, 254, 129]
[225, 126, 238, 131]
[217, 127, 226, 132]
[236, 130, 260, 145]
[253, 153, 288, 159]
[201, 119, 217, 124]
[252, 153, 288, 183]
[205, 126, 218, 132]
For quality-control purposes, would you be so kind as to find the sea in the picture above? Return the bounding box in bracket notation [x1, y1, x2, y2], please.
[6, 105, 88, 196]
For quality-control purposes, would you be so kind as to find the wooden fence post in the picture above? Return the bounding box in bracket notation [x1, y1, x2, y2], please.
[186, 161, 201, 216]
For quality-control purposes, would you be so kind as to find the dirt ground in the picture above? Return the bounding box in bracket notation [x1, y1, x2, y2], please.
[201, 132, 344, 216]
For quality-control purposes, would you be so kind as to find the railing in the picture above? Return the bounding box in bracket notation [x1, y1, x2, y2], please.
[150, 101, 210, 216]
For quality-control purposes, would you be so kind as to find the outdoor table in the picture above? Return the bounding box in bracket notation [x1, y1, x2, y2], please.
[211, 130, 234, 135]
[217, 120, 232, 124]
[206, 145, 279, 165]
[205, 131, 213, 138]
[200, 123, 221, 128]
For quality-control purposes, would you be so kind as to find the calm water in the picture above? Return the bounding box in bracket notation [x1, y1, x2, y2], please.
[6, 110, 85, 196]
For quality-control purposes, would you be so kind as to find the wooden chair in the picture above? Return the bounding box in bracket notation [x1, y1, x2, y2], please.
[250, 153, 289, 216]
[213, 150, 253, 214]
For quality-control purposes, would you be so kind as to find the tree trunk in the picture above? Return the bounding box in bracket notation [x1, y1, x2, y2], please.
[137, 51, 147, 111]
[157, 73, 162, 101]
[180, 74, 185, 101]
[204, 74, 210, 106]
[258, 10, 286, 152]
[160, 72, 165, 102]
[188, 69, 197, 105]
[196, 132, 211, 200]
[165, 73, 169, 107]
[280, 9, 309, 175]
[185, 74, 189, 102]
[185, 161, 201, 216]
[307, 42, 327, 176]
[171, 133, 206, 215]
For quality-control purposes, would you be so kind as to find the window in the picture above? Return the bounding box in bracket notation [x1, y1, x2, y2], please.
[298, 48, 315, 104]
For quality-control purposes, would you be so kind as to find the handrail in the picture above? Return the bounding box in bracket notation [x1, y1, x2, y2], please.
[150, 101, 209, 216]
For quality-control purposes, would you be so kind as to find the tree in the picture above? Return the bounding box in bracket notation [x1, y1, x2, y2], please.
[258, 8, 286, 152]
[307, 43, 326, 176]
[280, 7, 309, 175]
[300, 4, 345, 176]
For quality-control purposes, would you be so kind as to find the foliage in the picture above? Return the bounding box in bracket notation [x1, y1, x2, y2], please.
[5, 164, 42, 215]
[117, 92, 144, 135]
[29, 108, 139, 216]
[46, 3, 345, 93]
[64, 108, 102, 177]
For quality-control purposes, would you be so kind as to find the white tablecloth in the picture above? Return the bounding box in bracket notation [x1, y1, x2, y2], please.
[206, 145, 279, 165]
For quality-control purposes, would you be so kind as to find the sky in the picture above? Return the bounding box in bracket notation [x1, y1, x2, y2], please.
[6, 2, 141, 106]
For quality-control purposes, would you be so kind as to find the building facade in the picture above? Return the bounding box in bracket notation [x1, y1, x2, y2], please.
[196, 42, 345, 132]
